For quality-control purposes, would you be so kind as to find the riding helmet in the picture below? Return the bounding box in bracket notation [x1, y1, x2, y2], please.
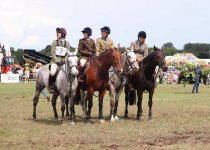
[56, 27, 67, 38]
[138, 31, 146, 39]
[100, 26, 111, 34]
[81, 27, 92, 36]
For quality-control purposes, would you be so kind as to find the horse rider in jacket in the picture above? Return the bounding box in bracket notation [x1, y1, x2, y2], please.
[130, 31, 148, 63]
[48, 27, 71, 93]
[96, 26, 114, 56]
[78, 27, 96, 82]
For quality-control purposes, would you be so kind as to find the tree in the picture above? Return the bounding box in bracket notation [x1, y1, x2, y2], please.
[11, 48, 24, 66]
[183, 43, 210, 58]
[161, 42, 177, 56]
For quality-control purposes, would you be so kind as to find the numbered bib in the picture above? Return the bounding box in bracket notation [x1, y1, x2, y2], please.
[55, 46, 67, 56]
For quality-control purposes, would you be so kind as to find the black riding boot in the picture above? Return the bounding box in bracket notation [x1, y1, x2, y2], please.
[78, 66, 85, 83]
[48, 75, 56, 93]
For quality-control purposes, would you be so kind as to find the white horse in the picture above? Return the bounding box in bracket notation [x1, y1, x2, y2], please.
[108, 49, 139, 122]
[33, 50, 79, 123]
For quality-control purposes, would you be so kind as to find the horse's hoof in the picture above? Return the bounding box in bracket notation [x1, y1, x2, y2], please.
[54, 118, 59, 121]
[70, 122, 75, 125]
[148, 117, 153, 121]
[110, 116, 115, 122]
[115, 116, 120, 121]
[124, 114, 128, 118]
[85, 119, 92, 124]
[136, 117, 140, 121]
[100, 119, 105, 123]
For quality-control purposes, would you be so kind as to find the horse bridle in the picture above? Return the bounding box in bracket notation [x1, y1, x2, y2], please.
[60, 55, 78, 83]
[125, 50, 138, 71]
[141, 51, 166, 91]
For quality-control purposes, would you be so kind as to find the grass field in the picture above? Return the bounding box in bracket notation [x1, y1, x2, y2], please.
[1, 82, 210, 150]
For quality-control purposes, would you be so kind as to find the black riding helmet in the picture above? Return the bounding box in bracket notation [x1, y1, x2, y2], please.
[138, 31, 146, 39]
[100, 26, 111, 34]
[81, 27, 92, 36]
[56, 27, 67, 38]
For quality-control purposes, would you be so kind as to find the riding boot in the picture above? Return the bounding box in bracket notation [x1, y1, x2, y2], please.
[48, 75, 56, 93]
[78, 67, 85, 83]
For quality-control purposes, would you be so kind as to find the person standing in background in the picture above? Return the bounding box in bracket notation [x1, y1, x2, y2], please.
[192, 65, 202, 93]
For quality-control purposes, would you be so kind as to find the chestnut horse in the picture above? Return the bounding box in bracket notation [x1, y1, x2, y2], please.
[79, 48, 122, 123]
[125, 46, 168, 120]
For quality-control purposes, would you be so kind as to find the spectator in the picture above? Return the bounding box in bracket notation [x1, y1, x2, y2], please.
[192, 65, 202, 93]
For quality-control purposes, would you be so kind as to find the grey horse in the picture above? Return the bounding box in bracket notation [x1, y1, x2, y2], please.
[32, 51, 79, 123]
[108, 49, 139, 122]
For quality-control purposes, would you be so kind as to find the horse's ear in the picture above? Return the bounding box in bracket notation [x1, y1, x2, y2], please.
[154, 45, 157, 51]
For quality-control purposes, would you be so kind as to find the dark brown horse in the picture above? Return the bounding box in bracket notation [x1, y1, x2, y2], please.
[80, 48, 122, 123]
[125, 46, 167, 120]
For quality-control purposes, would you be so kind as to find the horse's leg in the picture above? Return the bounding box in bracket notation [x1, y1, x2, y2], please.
[148, 88, 155, 120]
[124, 84, 129, 118]
[136, 90, 143, 120]
[65, 96, 69, 117]
[69, 86, 77, 124]
[87, 88, 94, 122]
[99, 89, 106, 123]
[51, 93, 59, 119]
[109, 85, 116, 122]
[80, 89, 87, 119]
[33, 84, 44, 119]
[60, 94, 66, 123]
[114, 86, 123, 121]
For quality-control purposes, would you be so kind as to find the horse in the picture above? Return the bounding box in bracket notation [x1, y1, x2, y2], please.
[124, 46, 168, 120]
[79, 48, 122, 123]
[108, 49, 139, 122]
[32, 51, 79, 123]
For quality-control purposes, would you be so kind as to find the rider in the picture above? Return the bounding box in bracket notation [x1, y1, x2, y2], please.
[130, 31, 148, 63]
[48, 27, 71, 93]
[78, 27, 96, 82]
[96, 26, 114, 56]
[127, 31, 148, 90]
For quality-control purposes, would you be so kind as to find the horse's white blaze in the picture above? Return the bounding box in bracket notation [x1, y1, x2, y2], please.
[68, 56, 79, 76]
[126, 50, 139, 71]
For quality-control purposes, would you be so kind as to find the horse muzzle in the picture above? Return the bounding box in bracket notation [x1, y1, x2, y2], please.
[161, 64, 168, 72]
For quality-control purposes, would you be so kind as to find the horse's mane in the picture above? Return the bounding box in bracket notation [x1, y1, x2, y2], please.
[143, 51, 156, 63]
[97, 49, 112, 59]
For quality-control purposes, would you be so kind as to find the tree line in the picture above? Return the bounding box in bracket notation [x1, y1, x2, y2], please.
[7, 42, 210, 66]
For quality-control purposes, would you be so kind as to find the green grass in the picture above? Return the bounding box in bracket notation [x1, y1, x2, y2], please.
[1, 82, 210, 149]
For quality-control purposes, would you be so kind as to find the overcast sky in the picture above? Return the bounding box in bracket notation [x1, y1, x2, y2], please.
[0, 0, 210, 51]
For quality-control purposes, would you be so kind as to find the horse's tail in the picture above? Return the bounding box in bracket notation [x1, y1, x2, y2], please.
[74, 88, 81, 105]
[124, 84, 136, 105]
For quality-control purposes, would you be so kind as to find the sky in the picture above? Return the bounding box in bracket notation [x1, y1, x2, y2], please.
[0, 0, 210, 51]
